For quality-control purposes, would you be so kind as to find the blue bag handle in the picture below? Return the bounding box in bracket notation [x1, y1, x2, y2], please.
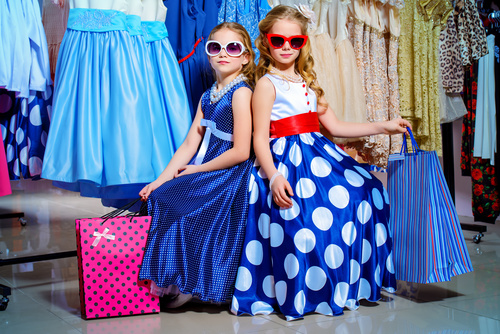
[400, 127, 421, 154]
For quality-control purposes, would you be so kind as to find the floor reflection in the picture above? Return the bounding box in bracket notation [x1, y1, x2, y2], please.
[0, 181, 500, 333]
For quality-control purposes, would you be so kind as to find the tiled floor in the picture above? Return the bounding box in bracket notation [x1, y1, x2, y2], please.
[1, 180, 499, 333]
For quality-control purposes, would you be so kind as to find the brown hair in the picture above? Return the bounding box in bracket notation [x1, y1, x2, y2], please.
[255, 5, 325, 102]
[208, 22, 256, 89]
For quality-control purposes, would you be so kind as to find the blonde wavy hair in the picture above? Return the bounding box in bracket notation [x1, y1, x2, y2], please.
[255, 5, 325, 102]
[207, 22, 256, 89]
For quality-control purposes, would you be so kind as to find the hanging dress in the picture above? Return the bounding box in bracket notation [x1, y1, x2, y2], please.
[165, 0, 213, 117]
[42, 0, 188, 199]
[140, 0, 192, 177]
[473, 34, 496, 164]
[308, 0, 342, 129]
[398, 0, 452, 155]
[330, 0, 367, 145]
[349, 1, 391, 168]
[139, 81, 254, 302]
[217, 0, 271, 60]
[232, 74, 396, 321]
[0, 88, 52, 180]
[42, 0, 70, 82]
[0, 0, 52, 98]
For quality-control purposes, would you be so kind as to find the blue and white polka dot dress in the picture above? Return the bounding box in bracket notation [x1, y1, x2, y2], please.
[139, 82, 254, 303]
[231, 75, 396, 321]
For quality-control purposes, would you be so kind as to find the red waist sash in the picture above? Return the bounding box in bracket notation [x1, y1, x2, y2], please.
[270, 112, 320, 138]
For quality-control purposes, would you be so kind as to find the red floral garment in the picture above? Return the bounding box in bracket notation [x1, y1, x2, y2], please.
[461, 63, 500, 223]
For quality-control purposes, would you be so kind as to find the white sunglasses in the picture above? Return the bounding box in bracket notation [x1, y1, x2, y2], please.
[205, 40, 246, 57]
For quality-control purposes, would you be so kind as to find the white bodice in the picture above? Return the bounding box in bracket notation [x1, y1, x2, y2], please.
[141, 0, 167, 22]
[127, 0, 143, 16]
[265, 74, 317, 121]
[69, 0, 128, 12]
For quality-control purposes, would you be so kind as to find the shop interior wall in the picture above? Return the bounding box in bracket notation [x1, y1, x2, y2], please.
[453, 118, 474, 217]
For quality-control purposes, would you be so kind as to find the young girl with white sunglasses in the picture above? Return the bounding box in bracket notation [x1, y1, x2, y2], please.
[231, 5, 411, 320]
[138, 22, 256, 307]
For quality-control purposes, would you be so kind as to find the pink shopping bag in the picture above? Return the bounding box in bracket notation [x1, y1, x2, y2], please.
[75, 209, 159, 319]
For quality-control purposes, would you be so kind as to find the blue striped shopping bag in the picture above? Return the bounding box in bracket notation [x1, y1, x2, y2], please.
[388, 129, 473, 283]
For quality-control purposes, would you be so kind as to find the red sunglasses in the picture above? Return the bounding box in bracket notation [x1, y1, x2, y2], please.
[266, 34, 308, 50]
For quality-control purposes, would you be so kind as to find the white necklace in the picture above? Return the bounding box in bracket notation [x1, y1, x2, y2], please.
[210, 74, 247, 104]
[270, 66, 304, 83]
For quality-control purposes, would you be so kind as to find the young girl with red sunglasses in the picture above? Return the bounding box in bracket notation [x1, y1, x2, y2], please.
[138, 22, 256, 308]
[231, 5, 411, 320]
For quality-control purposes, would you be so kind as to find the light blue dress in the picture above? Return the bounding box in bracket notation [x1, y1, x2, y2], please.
[42, 8, 190, 200]
[0, 0, 51, 98]
[231, 75, 396, 320]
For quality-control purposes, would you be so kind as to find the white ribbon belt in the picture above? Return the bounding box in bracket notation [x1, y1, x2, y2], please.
[194, 119, 233, 165]
[92, 227, 115, 247]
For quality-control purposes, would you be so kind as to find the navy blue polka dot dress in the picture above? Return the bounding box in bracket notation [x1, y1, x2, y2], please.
[138, 81, 254, 303]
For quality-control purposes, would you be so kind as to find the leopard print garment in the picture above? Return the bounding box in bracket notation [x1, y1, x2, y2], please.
[456, 0, 488, 66]
[439, 14, 464, 93]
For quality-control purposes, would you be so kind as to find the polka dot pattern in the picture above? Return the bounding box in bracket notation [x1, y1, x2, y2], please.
[294, 228, 316, 253]
[258, 214, 271, 239]
[372, 188, 384, 210]
[357, 201, 372, 224]
[299, 133, 315, 145]
[354, 165, 372, 179]
[262, 275, 275, 298]
[289, 142, 302, 167]
[273, 138, 286, 155]
[325, 244, 344, 269]
[324, 144, 343, 162]
[231, 131, 396, 319]
[279, 197, 301, 221]
[311, 157, 332, 177]
[329, 185, 350, 209]
[246, 240, 263, 266]
[275, 280, 287, 306]
[312, 207, 333, 231]
[139, 82, 255, 303]
[284, 253, 300, 279]
[305, 266, 327, 291]
[235, 267, 252, 291]
[0, 89, 51, 180]
[76, 217, 159, 319]
[296, 178, 316, 198]
[345, 169, 364, 187]
[249, 175, 259, 205]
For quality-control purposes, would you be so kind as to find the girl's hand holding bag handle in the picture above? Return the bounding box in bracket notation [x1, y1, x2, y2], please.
[75, 199, 159, 319]
[387, 128, 473, 283]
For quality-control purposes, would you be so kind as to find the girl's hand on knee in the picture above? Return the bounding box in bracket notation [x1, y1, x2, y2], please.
[271, 175, 294, 208]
